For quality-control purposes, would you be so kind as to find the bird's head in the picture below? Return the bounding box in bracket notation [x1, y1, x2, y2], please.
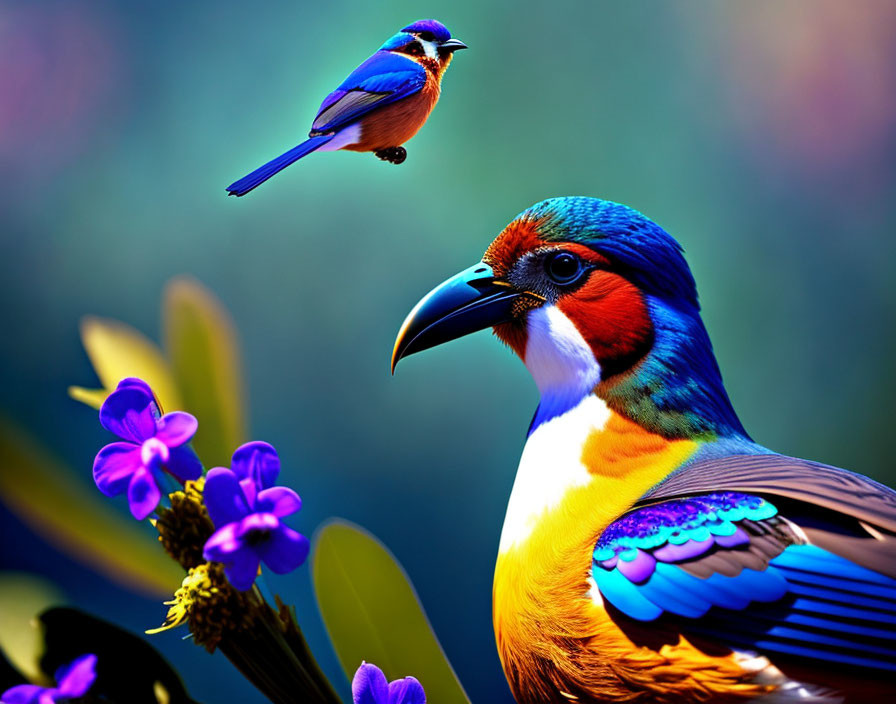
[380, 20, 467, 68]
[393, 197, 744, 439]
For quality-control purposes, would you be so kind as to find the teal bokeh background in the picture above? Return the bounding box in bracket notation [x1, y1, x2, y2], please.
[2, 1, 895, 702]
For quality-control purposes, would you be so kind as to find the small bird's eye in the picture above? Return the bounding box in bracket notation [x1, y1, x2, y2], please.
[545, 251, 585, 286]
[418, 31, 436, 42]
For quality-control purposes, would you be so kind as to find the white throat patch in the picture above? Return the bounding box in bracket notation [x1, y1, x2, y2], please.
[523, 305, 602, 417]
[420, 39, 438, 60]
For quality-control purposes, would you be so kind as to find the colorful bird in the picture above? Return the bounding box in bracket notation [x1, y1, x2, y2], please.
[225, 19, 465, 197]
[392, 197, 896, 703]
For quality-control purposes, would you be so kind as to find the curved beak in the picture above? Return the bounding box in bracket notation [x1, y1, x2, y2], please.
[391, 263, 528, 372]
[439, 38, 468, 52]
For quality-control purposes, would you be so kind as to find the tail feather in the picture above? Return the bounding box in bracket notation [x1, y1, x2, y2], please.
[226, 135, 333, 196]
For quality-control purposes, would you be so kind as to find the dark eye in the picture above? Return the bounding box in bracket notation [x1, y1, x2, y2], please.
[404, 42, 424, 56]
[544, 251, 585, 285]
[418, 31, 436, 41]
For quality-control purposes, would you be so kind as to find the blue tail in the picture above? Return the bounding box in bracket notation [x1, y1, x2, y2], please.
[226, 134, 333, 196]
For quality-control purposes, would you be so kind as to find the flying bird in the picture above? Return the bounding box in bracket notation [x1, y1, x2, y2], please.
[392, 197, 896, 703]
[225, 19, 465, 197]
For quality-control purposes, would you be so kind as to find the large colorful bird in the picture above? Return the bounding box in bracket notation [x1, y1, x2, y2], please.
[225, 19, 465, 197]
[392, 197, 896, 702]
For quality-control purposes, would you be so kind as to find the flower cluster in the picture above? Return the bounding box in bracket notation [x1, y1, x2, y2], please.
[84, 377, 427, 704]
[91, 378, 308, 593]
[93, 378, 201, 519]
[2, 654, 96, 704]
[203, 441, 309, 591]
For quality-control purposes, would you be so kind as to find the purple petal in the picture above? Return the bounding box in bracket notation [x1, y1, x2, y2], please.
[231, 441, 280, 489]
[616, 549, 656, 583]
[165, 445, 202, 482]
[352, 662, 389, 704]
[127, 467, 161, 520]
[714, 526, 750, 549]
[203, 523, 243, 560]
[256, 486, 302, 517]
[257, 524, 309, 574]
[155, 411, 197, 447]
[653, 537, 715, 562]
[236, 512, 279, 536]
[204, 468, 250, 527]
[0, 684, 46, 704]
[93, 442, 140, 496]
[115, 378, 161, 416]
[222, 549, 261, 591]
[56, 654, 97, 698]
[388, 677, 426, 704]
[99, 387, 158, 443]
[240, 478, 257, 509]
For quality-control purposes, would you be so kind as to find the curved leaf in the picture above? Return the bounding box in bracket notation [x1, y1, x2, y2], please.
[0, 419, 183, 597]
[0, 572, 64, 680]
[69, 316, 182, 413]
[163, 277, 246, 467]
[312, 520, 470, 704]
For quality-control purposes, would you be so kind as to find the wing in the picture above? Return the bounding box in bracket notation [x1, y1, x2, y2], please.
[642, 453, 896, 578]
[593, 491, 896, 672]
[310, 52, 426, 135]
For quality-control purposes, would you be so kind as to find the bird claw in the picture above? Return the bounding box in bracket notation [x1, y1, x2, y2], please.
[375, 147, 407, 165]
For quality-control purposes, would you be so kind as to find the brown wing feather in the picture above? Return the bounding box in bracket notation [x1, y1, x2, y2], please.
[640, 454, 896, 578]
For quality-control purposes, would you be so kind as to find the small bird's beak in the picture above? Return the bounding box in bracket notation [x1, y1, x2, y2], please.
[392, 262, 525, 372]
[439, 38, 468, 52]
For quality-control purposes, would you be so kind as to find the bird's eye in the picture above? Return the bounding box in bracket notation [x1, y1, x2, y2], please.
[544, 251, 585, 286]
[418, 31, 436, 42]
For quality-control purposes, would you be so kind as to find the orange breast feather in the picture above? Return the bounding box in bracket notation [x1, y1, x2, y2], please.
[347, 72, 441, 152]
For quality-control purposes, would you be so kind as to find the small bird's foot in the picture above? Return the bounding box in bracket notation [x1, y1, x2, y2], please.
[375, 146, 407, 165]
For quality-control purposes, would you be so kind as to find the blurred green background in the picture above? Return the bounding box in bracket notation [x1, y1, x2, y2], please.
[1, 1, 895, 702]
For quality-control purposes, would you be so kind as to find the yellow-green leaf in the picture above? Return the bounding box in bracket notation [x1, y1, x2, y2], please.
[312, 520, 470, 703]
[0, 419, 183, 598]
[0, 572, 65, 681]
[71, 316, 182, 413]
[163, 277, 246, 467]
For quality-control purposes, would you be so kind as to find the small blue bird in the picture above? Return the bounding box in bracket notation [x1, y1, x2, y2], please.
[226, 19, 466, 197]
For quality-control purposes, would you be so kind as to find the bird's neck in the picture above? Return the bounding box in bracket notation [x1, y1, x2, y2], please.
[527, 297, 748, 441]
[597, 296, 748, 441]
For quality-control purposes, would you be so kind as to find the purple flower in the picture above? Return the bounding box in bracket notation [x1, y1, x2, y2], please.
[202, 442, 308, 591]
[352, 662, 425, 704]
[93, 377, 202, 520]
[2, 653, 97, 704]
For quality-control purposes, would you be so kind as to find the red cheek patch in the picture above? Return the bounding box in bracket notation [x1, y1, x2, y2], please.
[557, 271, 652, 371]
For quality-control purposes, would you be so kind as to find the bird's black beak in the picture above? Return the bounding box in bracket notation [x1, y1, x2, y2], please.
[392, 262, 533, 372]
[439, 38, 468, 52]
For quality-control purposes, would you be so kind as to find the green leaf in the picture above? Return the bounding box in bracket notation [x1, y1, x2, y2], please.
[0, 572, 65, 680]
[69, 316, 182, 412]
[312, 520, 471, 704]
[163, 277, 247, 467]
[0, 419, 183, 598]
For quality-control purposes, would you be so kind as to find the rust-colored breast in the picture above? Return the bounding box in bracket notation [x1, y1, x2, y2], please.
[346, 74, 441, 152]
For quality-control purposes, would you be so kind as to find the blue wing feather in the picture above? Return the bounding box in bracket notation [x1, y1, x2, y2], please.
[310, 52, 425, 134]
[593, 493, 896, 671]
